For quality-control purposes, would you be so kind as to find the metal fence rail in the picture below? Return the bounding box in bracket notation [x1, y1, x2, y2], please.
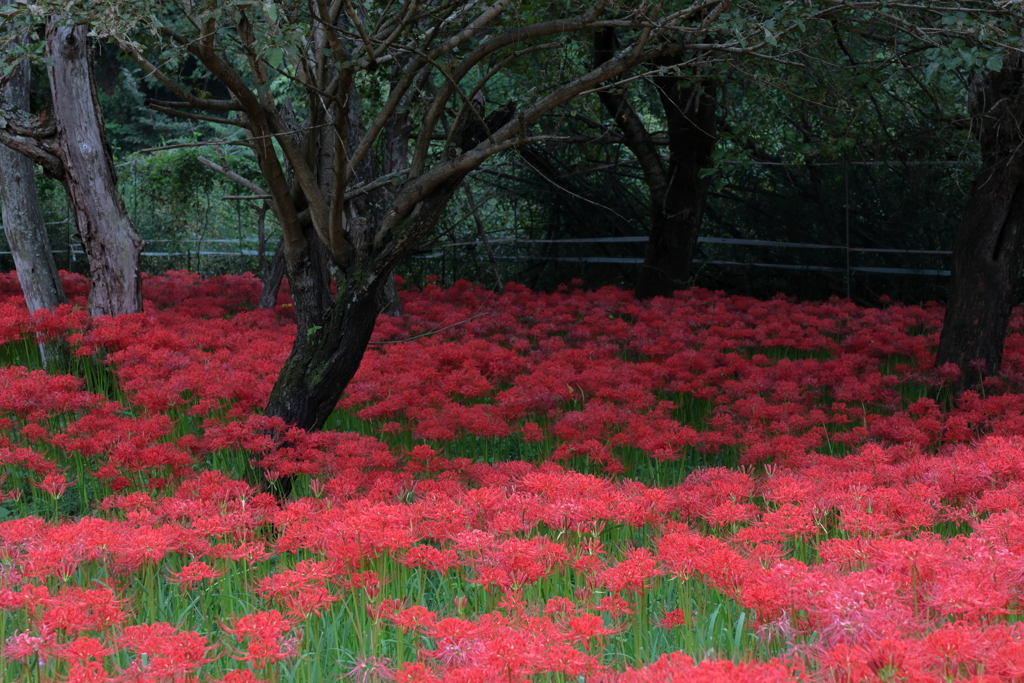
[0, 232, 954, 278]
[413, 235, 955, 278]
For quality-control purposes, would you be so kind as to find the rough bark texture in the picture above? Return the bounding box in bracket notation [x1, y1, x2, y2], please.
[594, 29, 718, 300]
[264, 174, 465, 430]
[47, 19, 143, 317]
[0, 57, 67, 315]
[258, 239, 286, 310]
[936, 51, 1024, 392]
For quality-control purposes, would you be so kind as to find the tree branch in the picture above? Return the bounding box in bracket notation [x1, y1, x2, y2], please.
[146, 102, 249, 128]
[196, 155, 268, 195]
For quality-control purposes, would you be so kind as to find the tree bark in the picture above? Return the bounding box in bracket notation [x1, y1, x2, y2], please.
[0, 50, 68, 368]
[594, 29, 718, 300]
[0, 55, 67, 315]
[46, 19, 142, 317]
[264, 174, 465, 430]
[258, 239, 286, 310]
[637, 76, 717, 299]
[936, 50, 1024, 392]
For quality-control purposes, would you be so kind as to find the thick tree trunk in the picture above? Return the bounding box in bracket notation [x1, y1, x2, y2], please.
[264, 271, 385, 430]
[0, 53, 68, 368]
[0, 58, 67, 314]
[936, 51, 1024, 392]
[47, 19, 142, 317]
[594, 29, 717, 300]
[264, 175, 465, 431]
[635, 78, 717, 300]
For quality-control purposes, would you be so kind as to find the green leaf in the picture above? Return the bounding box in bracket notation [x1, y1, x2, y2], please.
[266, 3, 279, 23]
[266, 47, 284, 70]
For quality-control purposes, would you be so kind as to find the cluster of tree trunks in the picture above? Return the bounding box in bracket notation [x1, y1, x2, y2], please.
[0, 45, 66, 367]
[0, 18, 143, 318]
[1, 10, 1024, 432]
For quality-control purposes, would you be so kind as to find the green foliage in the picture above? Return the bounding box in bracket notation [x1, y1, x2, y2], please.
[1, 0, 1022, 296]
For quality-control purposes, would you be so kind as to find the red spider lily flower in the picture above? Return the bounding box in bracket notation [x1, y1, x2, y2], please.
[58, 635, 114, 662]
[399, 544, 459, 573]
[598, 547, 661, 595]
[612, 651, 803, 682]
[520, 423, 544, 442]
[339, 570, 381, 598]
[393, 662, 440, 683]
[37, 473, 74, 499]
[212, 671, 266, 683]
[596, 595, 633, 618]
[20, 423, 49, 441]
[345, 656, 396, 683]
[40, 586, 128, 634]
[223, 610, 300, 669]
[4, 628, 57, 663]
[391, 605, 437, 632]
[543, 596, 577, 620]
[256, 560, 338, 619]
[423, 619, 485, 669]
[367, 598, 405, 623]
[118, 622, 216, 678]
[497, 589, 528, 618]
[167, 560, 223, 591]
[566, 613, 621, 650]
[658, 609, 687, 629]
[65, 660, 112, 683]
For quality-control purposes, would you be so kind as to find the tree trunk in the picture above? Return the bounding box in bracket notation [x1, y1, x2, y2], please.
[0, 56, 67, 314]
[264, 269, 385, 430]
[593, 29, 717, 300]
[635, 77, 717, 300]
[936, 51, 1024, 392]
[258, 239, 286, 310]
[47, 19, 142, 317]
[0, 52, 68, 368]
[264, 175, 465, 431]
[378, 273, 403, 317]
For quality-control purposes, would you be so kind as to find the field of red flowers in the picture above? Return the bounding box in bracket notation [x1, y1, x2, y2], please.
[3, 270, 1024, 682]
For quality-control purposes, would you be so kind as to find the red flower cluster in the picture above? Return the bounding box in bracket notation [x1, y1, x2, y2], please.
[4, 271, 1024, 681]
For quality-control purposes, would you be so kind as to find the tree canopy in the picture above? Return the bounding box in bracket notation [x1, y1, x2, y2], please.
[2, 0, 1024, 410]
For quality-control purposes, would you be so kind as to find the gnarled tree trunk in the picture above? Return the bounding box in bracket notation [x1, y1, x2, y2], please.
[264, 174, 466, 430]
[594, 29, 718, 300]
[0, 55, 67, 313]
[47, 19, 142, 316]
[936, 50, 1024, 392]
[0, 50, 67, 367]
